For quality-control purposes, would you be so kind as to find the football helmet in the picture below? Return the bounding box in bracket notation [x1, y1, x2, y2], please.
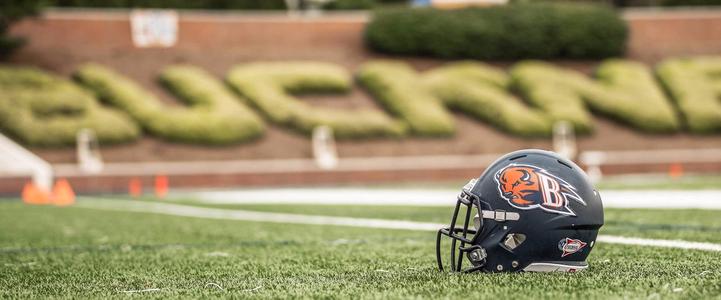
[436, 149, 603, 273]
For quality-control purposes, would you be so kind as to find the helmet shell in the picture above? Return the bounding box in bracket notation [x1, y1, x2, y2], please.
[468, 149, 603, 272]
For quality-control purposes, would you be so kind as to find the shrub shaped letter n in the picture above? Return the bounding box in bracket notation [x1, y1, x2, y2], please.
[657, 57, 721, 134]
[510, 60, 679, 134]
[227, 62, 406, 139]
[422, 62, 552, 137]
[74, 64, 264, 145]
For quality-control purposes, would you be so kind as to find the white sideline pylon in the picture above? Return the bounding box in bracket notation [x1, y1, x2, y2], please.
[76, 128, 104, 174]
[312, 125, 339, 170]
[0, 133, 53, 191]
[553, 121, 577, 161]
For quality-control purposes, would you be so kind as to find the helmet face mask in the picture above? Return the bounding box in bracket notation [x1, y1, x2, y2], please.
[436, 149, 604, 273]
[435, 180, 486, 273]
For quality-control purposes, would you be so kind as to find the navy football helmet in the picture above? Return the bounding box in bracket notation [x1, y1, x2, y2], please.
[436, 149, 604, 273]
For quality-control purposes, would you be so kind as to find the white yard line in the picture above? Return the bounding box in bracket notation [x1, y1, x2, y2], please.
[596, 236, 721, 252]
[76, 198, 721, 252]
[181, 188, 459, 206]
[181, 189, 721, 210]
[76, 198, 442, 231]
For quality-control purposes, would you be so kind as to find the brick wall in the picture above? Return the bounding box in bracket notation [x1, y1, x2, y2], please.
[623, 9, 721, 61]
[9, 8, 721, 65]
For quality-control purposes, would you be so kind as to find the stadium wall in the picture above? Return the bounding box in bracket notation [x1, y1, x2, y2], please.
[9, 8, 721, 64]
[5, 8, 721, 194]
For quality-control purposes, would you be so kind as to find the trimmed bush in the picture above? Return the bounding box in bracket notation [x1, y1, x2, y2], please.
[1, 0, 45, 59]
[324, 0, 375, 9]
[365, 2, 627, 60]
[422, 62, 552, 137]
[593, 60, 680, 132]
[656, 57, 721, 134]
[227, 62, 406, 139]
[75, 64, 264, 145]
[0, 66, 140, 147]
[510, 60, 680, 134]
[357, 61, 455, 136]
[160, 65, 265, 142]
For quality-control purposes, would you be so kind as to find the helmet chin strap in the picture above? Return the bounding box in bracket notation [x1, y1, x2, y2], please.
[481, 210, 521, 221]
[473, 210, 521, 228]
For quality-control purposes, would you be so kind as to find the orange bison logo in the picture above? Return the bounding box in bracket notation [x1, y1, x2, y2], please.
[495, 164, 585, 216]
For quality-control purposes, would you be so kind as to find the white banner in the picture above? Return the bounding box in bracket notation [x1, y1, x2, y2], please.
[130, 10, 178, 48]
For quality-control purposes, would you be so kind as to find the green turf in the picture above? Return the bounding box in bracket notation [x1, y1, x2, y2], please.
[1, 200, 720, 299]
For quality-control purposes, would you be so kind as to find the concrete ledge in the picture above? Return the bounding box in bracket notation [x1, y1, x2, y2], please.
[3, 150, 721, 195]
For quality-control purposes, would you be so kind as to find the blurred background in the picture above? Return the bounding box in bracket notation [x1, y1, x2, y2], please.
[1, 0, 720, 200]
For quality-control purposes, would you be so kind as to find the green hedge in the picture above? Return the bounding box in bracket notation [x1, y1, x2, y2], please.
[593, 60, 680, 132]
[422, 62, 552, 137]
[357, 61, 455, 136]
[510, 60, 679, 134]
[365, 2, 627, 60]
[656, 57, 721, 134]
[324, 0, 375, 9]
[75, 64, 264, 145]
[1, 0, 45, 59]
[0, 66, 140, 146]
[324, 0, 407, 9]
[227, 62, 406, 139]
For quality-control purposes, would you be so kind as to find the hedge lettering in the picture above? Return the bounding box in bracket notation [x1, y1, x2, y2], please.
[510, 60, 680, 133]
[227, 62, 406, 139]
[358, 61, 455, 136]
[75, 64, 264, 145]
[422, 61, 552, 137]
[0, 66, 139, 147]
[656, 57, 721, 133]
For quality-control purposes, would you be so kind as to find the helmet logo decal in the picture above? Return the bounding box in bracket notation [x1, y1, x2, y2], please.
[494, 164, 586, 216]
[558, 238, 587, 257]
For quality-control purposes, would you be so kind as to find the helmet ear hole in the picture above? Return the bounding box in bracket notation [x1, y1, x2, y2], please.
[473, 212, 481, 230]
[501, 233, 527, 251]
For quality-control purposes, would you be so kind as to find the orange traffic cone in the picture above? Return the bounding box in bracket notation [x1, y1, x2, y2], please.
[129, 178, 142, 198]
[21, 182, 50, 205]
[51, 179, 75, 206]
[155, 175, 168, 199]
[669, 163, 684, 179]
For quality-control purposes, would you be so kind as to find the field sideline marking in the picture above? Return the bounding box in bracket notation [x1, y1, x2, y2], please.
[75, 198, 721, 252]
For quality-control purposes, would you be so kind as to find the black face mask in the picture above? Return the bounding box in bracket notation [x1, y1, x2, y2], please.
[436, 178, 523, 273]
[435, 178, 487, 273]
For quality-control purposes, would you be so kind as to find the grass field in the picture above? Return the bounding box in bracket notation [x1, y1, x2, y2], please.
[1, 198, 720, 299]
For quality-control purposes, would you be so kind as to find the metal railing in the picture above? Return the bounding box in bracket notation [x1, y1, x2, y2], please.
[0, 134, 53, 191]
